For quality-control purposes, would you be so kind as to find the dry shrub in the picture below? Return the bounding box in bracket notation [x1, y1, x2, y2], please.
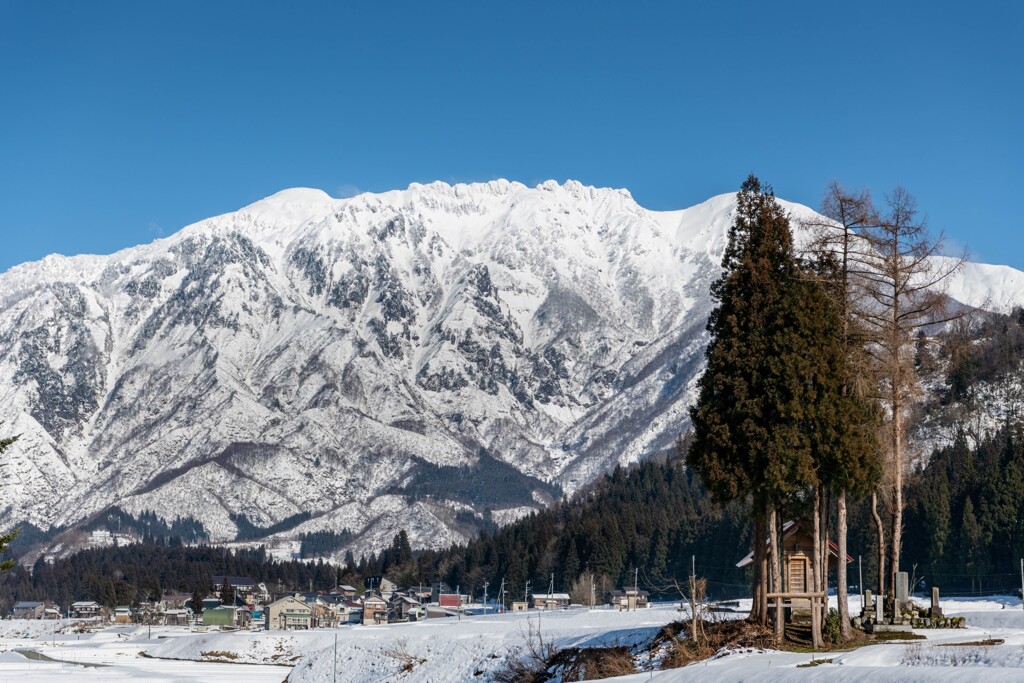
[659, 618, 774, 669]
[492, 617, 558, 683]
[383, 638, 426, 673]
[547, 645, 637, 681]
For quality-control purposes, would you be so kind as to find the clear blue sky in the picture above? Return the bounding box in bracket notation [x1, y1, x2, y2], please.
[2, 1, 1021, 272]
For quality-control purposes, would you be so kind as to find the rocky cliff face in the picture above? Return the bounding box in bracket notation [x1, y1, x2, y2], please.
[1, 180, 1020, 557]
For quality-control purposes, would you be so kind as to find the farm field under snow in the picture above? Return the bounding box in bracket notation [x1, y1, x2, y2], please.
[0, 622, 288, 682]
[2, 597, 1024, 681]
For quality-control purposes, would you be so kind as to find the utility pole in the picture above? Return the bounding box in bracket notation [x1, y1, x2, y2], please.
[590, 573, 595, 609]
[333, 632, 338, 683]
[483, 581, 489, 616]
[1019, 559, 1023, 612]
[690, 556, 696, 619]
[634, 567, 639, 609]
[498, 578, 505, 613]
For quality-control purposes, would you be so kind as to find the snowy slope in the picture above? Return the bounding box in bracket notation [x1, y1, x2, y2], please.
[0, 180, 1020, 557]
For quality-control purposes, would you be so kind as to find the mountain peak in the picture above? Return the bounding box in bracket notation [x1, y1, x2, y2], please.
[240, 187, 337, 219]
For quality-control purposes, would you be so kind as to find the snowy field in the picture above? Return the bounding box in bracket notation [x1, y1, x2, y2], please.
[1, 597, 1024, 681]
[0, 622, 288, 682]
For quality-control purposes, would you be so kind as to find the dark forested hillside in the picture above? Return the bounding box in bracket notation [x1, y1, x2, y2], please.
[904, 424, 1024, 594]
[0, 452, 752, 611]
[400, 451, 751, 600]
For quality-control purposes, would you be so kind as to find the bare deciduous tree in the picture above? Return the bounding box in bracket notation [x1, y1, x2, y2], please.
[859, 187, 964, 605]
[800, 182, 880, 639]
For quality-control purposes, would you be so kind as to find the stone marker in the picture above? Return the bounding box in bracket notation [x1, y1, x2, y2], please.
[863, 589, 874, 621]
[930, 586, 943, 618]
[896, 572, 909, 604]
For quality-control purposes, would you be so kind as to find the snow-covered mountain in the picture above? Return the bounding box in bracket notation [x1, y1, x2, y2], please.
[1, 180, 1021, 557]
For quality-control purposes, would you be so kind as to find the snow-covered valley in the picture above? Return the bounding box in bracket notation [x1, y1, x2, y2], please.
[3, 597, 1024, 682]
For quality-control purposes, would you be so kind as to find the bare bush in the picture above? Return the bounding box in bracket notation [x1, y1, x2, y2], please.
[659, 618, 774, 669]
[492, 617, 558, 683]
[383, 638, 426, 674]
[588, 647, 637, 679]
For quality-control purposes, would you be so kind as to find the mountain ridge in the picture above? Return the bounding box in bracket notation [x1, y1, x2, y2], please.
[2, 179, 1022, 560]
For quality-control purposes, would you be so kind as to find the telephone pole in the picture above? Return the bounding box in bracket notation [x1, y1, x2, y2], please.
[483, 581, 489, 616]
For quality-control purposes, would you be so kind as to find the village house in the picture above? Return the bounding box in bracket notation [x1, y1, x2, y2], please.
[295, 592, 337, 628]
[606, 588, 650, 610]
[430, 581, 452, 603]
[211, 575, 265, 604]
[43, 606, 61, 619]
[70, 601, 102, 619]
[211, 575, 257, 593]
[159, 591, 193, 610]
[318, 593, 355, 627]
[163, 608, 191, 626]
[336, 584, 358, 600]
[114, 605, 133, 624]
[531, 593, 571, 610]
[438, 593, 462, 610]
[87, 529, 136, 548]
[12, 601, 45, 619]
[364, 576, 397, 599]
[265, 595, 313, 631]
[362, 594, 389, 625]
[390, 594, 421, 622]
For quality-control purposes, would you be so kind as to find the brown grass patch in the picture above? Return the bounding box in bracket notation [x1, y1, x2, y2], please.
[797, 658, 833, 667]
[871, 631, 926, 642]
[200, 650, 240, 662]
[658, 619, 774, 669]
[547, 645, 637, 681]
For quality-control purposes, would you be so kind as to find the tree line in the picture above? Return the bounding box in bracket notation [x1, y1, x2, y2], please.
[0, 539, 338, 614]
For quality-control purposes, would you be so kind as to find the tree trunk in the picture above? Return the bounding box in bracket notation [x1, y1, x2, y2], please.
[768, 506, 782, 641]
[750, 513, 767, 626]
[889, 388, 904, 604]
[811, 486, 823, 648]
[837, 488, 852, 640]
[871, 491, 886, 620]
[820, 488, 831, 629]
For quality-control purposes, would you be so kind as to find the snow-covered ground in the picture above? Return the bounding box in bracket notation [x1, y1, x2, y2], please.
[0, 623, 288, 682]
[3, 596, 1024, 681]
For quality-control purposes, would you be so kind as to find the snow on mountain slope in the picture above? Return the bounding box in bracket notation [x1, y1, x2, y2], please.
[0, 180, 1020, 558]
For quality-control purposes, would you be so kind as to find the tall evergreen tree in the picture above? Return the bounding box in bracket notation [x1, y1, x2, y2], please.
[219, 578, 235, 605]
[688, 175, 817, 631]
[190, 587, 206, 615]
